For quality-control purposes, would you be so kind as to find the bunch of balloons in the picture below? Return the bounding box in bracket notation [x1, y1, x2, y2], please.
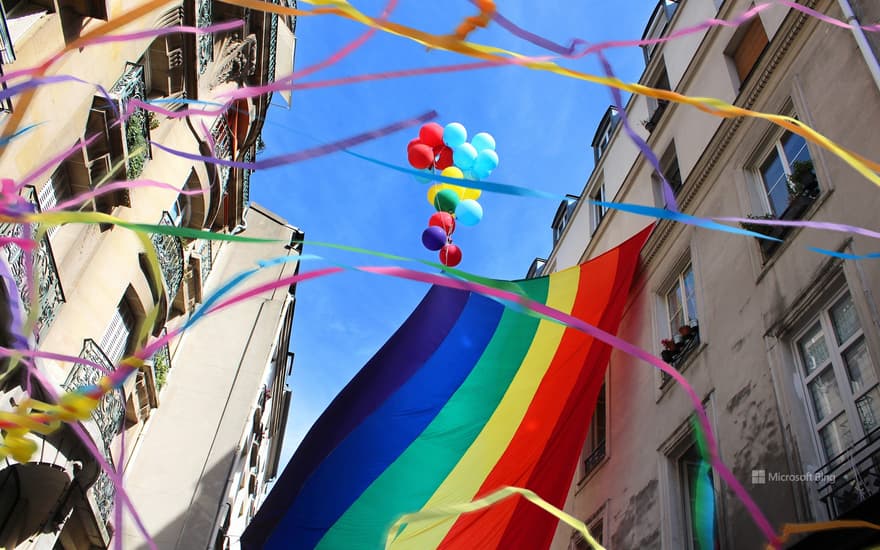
[407, 122, 499, 267]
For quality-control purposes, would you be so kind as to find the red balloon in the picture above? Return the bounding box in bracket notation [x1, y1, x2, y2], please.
[407, 138, 423, 153]
[429, 211, 456, 235]
[419, 122, 444, 147]
[408, 143, 435, 170]
[435, 146, 454, 170]
[439, 244, 462, 267]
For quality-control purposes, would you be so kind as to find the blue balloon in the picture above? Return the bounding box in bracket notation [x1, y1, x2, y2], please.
[421, 226, 448, 251]
[473, 149, 499, 175]
[443, 122, 467, 148]
[453, 143, 478, 170]
[471, 132, 496, 152]
[414, 168, 434, 184]
[455, 199, 483, 226]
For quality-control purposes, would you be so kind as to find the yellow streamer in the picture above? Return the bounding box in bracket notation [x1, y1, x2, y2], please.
[219, 0, 880, 188]
[384, 486, 606, 550]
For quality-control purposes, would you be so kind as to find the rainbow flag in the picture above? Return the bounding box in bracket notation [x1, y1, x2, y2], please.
[243, 227, 651, 549]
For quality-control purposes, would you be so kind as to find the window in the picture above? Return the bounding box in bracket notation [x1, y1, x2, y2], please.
[36, 165, 71, 237]
[168, 193, 189, 227]
[641, 0, 680, 63]
[665, 262, 697, 338]
[100, 298, 136, 365]
[644, 64, 671, 133]
[660, 261, 700, 376]
[590, 184, 607, 235]
[794, 292, 879, 462]
[526, 257, 546, 279]
[591, 106, 619, 163]
[677, 441, 720, 550]
[570, 506, 605, 549]
[727, 16, 768, 84]
[551, 194, 579, 245]
[757, 131, 816, 218]
[581, 382, 607, 480]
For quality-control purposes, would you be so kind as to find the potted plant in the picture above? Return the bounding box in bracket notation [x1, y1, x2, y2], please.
[661, 339, 678, 363]
[678, 325, 693, 340]
[787, 160, 819, 199]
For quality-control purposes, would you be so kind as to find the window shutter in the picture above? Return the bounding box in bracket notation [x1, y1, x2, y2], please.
[733, 19, 769, 82]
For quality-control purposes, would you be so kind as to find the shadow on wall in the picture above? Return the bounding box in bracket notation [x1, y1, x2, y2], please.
[124, 449, 238, 550]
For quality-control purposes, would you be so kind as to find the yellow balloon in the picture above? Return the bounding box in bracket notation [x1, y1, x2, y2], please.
[441, 166, 463, 179]
[427, 184, 443, 206]
[462, 187, 482, 200]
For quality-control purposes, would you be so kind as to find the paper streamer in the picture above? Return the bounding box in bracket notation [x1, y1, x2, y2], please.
[385, 486, 605, 550]
[214, 0, 880, 191]
[150, 110, 437, 169]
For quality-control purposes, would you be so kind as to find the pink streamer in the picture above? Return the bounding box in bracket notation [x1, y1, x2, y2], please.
[48, 179, 206, 212]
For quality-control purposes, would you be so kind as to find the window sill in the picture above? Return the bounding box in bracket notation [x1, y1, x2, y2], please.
[754, 188, 833, 285]
[575, 453, 610, 494]
[657, 340, 707, 401]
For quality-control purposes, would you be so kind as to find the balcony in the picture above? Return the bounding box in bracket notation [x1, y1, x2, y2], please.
[197, 0, 213, 75]
[109, 62, 151, 180]
[149, 328, 171, 390]
[242, 149, 253, 208]
[150, 212, 184, 304]
[64, 339, 125, 454]
[0, 187, 65, 341]
[643, 100, 669, 133]
[211, 117, 233, 194]
[660, 323, 700, 385]
[816, 426, 880, 518]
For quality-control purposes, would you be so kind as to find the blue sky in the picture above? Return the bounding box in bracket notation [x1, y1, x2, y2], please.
[251, 1, 651, 468]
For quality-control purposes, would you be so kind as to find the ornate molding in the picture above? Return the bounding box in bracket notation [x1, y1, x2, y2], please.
[209, 34, 258, 89]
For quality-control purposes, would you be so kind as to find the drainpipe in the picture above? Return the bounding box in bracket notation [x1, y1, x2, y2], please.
[837, 0, 880, 93]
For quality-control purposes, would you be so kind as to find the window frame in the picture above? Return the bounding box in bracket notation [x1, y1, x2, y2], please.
[664, 261, 697, 339]
[753, 130, 815, 218]
[580, 381, 608, 482]
[590, 183, 607, 236]
[791, 289, 880, 463]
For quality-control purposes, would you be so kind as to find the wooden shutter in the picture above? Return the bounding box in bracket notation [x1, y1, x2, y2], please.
[733, 18, 769, 82]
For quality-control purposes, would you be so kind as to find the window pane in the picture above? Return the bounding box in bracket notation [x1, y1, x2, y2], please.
[843, 338, 877, 394]
[856, 386, 880, 434]
[819, 413, 852, 460]
[782, 132, 811, 167]
[798, 324, 829, 375]
[760, 152, 789, 217]
[808, 367, 843, 422]
[830, 294, 860, 345]
[683, 266, 697, 324]
[667, 285, 684, 336]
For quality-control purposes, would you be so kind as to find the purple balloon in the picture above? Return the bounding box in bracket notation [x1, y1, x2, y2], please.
[421, 226, 448, 251]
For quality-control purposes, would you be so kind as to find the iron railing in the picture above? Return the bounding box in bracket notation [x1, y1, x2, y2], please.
[149, 328, 171, 390]
[816, 425, 880, 518]
[109, 62, 151, 179]
[0, 2, 14, 64]
[0, 188, 65, 340]
[196, 238, 213, 287]
[151, 212, 184, 302]
[64, 339, 125, 454]
[91, 470, 115, 524]
[242, 148, 253, 207]
[211, 117, 233, 194]
[266, 0, 280, 84]
[197, 0, 213, 74]
[583, 440, 607, 479]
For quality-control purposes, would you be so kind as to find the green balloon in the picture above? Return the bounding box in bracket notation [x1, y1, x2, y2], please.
[433, 188, 461, 213]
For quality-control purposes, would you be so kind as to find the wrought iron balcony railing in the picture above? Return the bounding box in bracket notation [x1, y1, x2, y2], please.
[198, 0, 213, 75]
[242, 149, 253, 207]
[196, 238, 213, 288]
[267, 0, 280, 84]
[64, 339, 126, 454]
[151, 212, 184, 302]
[64, 339, 124, 525]
[149, 328, 171, 390]
[211, 117, 233, 194]
[109, 62, 151, 179]
[0, 188, 65, 341]
[816, 425, 880, 518]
